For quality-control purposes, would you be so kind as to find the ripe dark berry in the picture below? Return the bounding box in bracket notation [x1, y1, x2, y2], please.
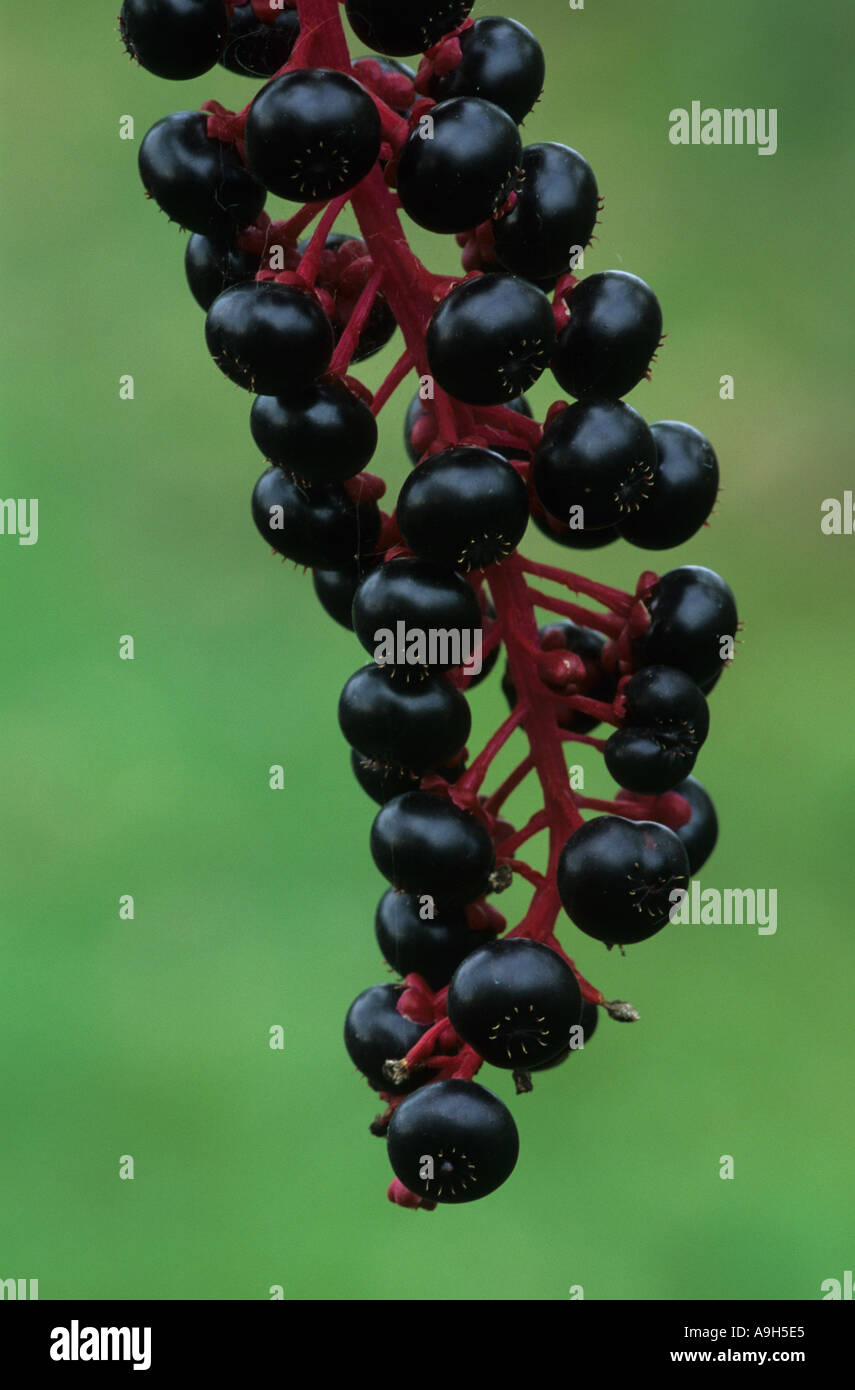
[429, 17, 545, 123]
[404, 392, 531, 464]
[396, 98, 522, 235]
[313, 556, 378, 631]
[350, 750, 421, 805]
[352, 558, 483, 672]
[493, 143, 599, 281]
[618, 421, 720, 551]
[370, 791, 495, 904]
[250, 380, 377, 484]
[557, 815, 690, 948]
[447, 939, 583, 1069]
[245, 69, 381, 202]
[605, 665, 710, 795]
[551, 271, 663, 401]
[251, 466, 380, 568]
[205, 281, 334, 395]
[397, 446, 529, 570]
[533, 400, 658, 530]
[526, 998, 600, 1072]
[338, 665, 471, 775]
[120, 0, 227, 81]
[669, 775, 719, 875]
[636, 566, 738, 688]
[375, 890, 482, 990]
[386, 1079, 519, 1204]
[344, 0, 474, 57]
[138, 110, 266, 238]
[219, 2, 299, 77]
[344, 983, 429, 1094]
[184, 232, 260, 311]
[426, 274, 555, 406]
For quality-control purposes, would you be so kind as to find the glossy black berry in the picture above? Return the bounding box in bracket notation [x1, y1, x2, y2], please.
[533, 400, 658, 530]
[250, 380, 377, 484]
[344, 0, 474, 57]
[370, 791, 495, 904]
[120, 0, 227, 81]
[344, 983, 428, 1094]
[352, 559, 483, 672]
[404, 392, 531, 464]
[605, 666, 710, 795]
[219, 2, 299, 77]
[493, 143, 599, 281]
[138, 110, 266, 238]
[350, 750, 422, 805]
[429, 17, 545, 123]
[205, 281, 334, 395]
[447, 939, 583, 1069]
[426, 274, 555, 406]
[313, 555, 378, 631]
[375, 890, 483, 990]
[636, 566, 738, 688]
[526, 998, 600, 1072]
[387, 1079, 518, 1203]
[670, 776, 719, 875]
[251, 467, 380, 568]
[184, 232, 260, 311]
[618, 421, 720, 550]
[338, 665, 470, 775]
[557, 815, 690, 948]
[245, 69, 381, 202]
[396, 98, 522, 235]
[551, 271, 663, 401]
[397, 447, 529, 570]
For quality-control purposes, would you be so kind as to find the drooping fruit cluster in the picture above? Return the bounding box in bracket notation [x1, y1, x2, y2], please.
[121, 0, 739, 1209]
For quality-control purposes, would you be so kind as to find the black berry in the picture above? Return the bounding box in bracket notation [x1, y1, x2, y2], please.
[344, 983, 429, 1094]
[219, 2, 299, 77]
[120, 0, 227, 81]
[138, 110, 266, 238]
[396, 98, 522, 235]
[636, 566, 738, 688]
[338, 665, 471, 775]
[426, 274, 555, 406]
[533, 400, 658, 530]
[605, 666, 710, 795]
[397, 446, 529, 570]
[251, 467, 380, 568]
[429, 17, 545, 124]
[618, 421, 719, 551]
[250, 380, 377, 484]
[245, 68, 381, 201]
[205, 281, 334, 395]
[375, 890, 483, 990]
[493, 143, 599, 281]
[313, 556, 378, 631]
[370, 791, 495, 904]
[350, 750, 422, 805]
[557, 815, 690, 948]
[387, 1079, 519, 1203]
[184, 232, 260, 311]
[551, 271, 662, 401]
[447, 939, 583, 1069]
[352, 558, 483, 671]
[344, 0, 474, 57]
[669, 775, 719, 875]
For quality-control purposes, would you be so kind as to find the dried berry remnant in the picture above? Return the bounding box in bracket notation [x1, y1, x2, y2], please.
[121, 0, 740, 1210]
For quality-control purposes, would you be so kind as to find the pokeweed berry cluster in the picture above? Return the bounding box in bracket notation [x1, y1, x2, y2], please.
[120, 0, 739, 1209]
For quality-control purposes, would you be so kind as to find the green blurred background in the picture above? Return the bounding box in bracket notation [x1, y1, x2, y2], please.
[1, 0, 852, 1300]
